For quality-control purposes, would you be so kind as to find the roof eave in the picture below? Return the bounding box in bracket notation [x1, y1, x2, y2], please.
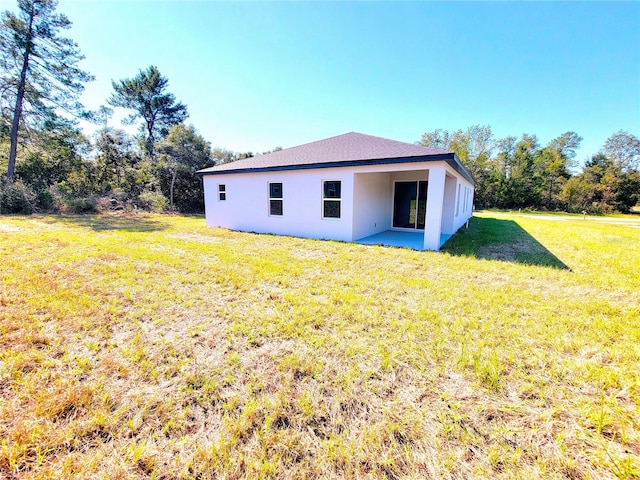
[197, 153, 474, 184]
[448, 154, 476, 186]
[197, 153, 475, 186]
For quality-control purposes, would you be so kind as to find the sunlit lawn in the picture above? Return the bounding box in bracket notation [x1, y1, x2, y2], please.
[0, 211, 638, 479]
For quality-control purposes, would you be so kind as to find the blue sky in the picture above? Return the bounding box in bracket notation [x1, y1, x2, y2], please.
[33, 1, 640, 164]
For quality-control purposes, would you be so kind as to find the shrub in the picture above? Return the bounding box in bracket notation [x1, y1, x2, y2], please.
[63, 196, 99, 214]
[36, 187, 61, 212]
[45, 185, 68, 213]
[138, 190, 168, 212]
[0, 180, 37, 214]
[93, 190, 136, 212]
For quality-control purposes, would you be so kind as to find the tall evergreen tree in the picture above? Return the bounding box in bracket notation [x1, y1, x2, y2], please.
[0, 0, 93, 183]
[109, 66, 188, 160]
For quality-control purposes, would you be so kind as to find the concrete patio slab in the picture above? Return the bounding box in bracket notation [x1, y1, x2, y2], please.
[356, 231, 453, 250]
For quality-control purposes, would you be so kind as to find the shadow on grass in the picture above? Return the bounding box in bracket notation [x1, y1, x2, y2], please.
[442, 216, 570, 270]
[42, 214, 171, 233]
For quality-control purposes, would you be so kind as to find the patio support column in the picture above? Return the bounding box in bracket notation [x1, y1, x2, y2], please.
[424, 166, 446, 250]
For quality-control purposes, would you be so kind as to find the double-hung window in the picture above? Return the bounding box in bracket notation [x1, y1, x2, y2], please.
[269, 182, 283, 216]
[218, 184, 226, 201]
[322, 180, 341, 219]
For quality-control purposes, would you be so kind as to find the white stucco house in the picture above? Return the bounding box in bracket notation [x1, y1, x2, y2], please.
[197, 132, 474, 251]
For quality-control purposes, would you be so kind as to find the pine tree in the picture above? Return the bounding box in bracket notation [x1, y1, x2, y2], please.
[109, 66, 188, 160]
[0, 0, 93, 183]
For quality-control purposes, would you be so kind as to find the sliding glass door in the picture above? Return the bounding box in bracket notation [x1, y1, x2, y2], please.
[392, 181, 427, 230]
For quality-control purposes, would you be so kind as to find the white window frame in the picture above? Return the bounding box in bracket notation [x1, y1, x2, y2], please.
[268, 182, 283, 216]
[218, 184, 226, 201]
[322, 180, 342, 220]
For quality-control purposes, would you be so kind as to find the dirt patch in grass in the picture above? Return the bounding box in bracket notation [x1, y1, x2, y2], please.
[169, 232, 222, 243]
[0, 224, 20, 232]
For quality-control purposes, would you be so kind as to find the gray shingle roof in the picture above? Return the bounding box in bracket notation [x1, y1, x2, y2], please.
[197, 132, 474, 184]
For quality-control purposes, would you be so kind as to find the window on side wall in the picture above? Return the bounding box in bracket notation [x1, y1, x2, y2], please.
[269, 182, 283, 216]
[218, 184, 226, 201]
[323, 180, 341, 219]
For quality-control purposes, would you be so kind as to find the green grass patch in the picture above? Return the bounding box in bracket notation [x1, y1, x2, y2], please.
[443, 214, 570, 268]
[1, 212, 639, 479]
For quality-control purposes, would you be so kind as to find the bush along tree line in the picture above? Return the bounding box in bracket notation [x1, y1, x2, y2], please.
[1, 1, 639, 216]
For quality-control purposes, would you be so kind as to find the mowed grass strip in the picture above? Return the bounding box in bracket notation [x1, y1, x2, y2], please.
[0, 212, 638, 479]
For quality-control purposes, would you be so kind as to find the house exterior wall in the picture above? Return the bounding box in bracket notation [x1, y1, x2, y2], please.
[352, 172, 391, 240]
[203, 167, 355, 241]
[451, 170, 475, 233]
[438, 167, 475, 238]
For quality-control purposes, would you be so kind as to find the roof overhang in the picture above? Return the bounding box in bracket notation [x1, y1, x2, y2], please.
[197, 153, 475, 186]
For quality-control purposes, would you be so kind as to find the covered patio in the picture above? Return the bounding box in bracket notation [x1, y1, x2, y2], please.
[352, 166, 461, 250]
[356, 230, 453, 250]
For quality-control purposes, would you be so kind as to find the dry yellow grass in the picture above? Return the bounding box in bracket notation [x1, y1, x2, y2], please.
[0, 212, 638, 479]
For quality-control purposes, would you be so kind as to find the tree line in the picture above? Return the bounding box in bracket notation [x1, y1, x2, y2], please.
[419, 126, 640, 213]
[1, 0, 639, 216]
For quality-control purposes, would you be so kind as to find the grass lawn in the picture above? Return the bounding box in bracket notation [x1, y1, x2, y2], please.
[0, 211, 638, 479]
